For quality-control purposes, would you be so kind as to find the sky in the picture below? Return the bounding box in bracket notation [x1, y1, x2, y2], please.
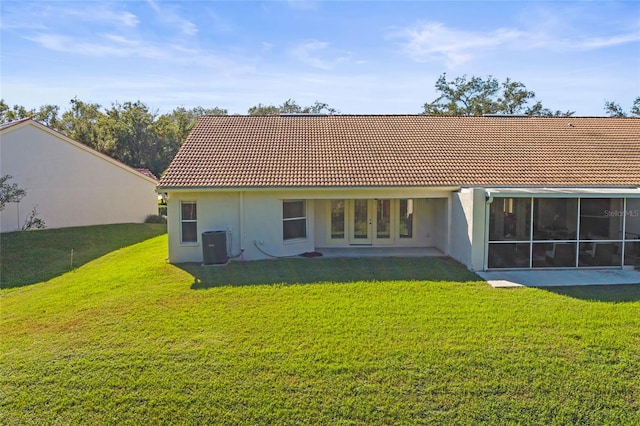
[1, 0, 639, 116]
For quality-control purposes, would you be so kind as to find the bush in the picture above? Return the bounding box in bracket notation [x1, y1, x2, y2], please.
[144, 214, 167, 224]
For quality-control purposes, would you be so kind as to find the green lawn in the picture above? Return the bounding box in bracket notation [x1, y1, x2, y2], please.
[1, 228, 640, 424]
[0, 223, 167, 288]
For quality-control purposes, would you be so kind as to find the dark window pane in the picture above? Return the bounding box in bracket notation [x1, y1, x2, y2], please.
[580, 198, 623, 240]
[624, 241, 640, 267]
[283, 219, 306, 240]
[625, 199, 640, 267]
[181, 202, 197, 220]
[182, 222, 197, 243]
[533, 198, 577, 240]
[533, 242, 576, 267]
[353, 200, 368, 239]
[376, 199, 391, 239]
[489, 197, 531, 241]
[283, 201, 304, 219]
[579, 242, 621, 267]
[488, 243, 530, 268]
[331, 200, 345, 239]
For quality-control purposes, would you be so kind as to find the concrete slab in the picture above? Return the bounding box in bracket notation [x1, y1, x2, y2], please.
[478, 268, 640, 288]
[318, 247, 444, 258]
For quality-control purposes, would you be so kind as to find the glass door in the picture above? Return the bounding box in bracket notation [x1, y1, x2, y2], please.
[375, 199, 392, 243]
[350, 199, 372, 244]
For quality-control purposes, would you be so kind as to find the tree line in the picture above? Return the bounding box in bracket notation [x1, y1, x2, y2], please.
[2, 73, 637, 177]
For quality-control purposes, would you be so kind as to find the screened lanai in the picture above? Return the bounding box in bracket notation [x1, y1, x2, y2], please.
[485, 189, 640, 269]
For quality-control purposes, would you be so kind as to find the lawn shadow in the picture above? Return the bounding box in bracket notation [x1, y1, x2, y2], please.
[182, 256, 482, 289]
[1, 224, 167, 289]
[539, 284, 640, 303]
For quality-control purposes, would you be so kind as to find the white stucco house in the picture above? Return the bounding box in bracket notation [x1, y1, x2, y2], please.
[0, 118, 159, 232]
[157, 115, 640, 271]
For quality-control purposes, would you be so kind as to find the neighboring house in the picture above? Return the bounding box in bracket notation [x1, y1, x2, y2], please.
[0, 118, 158, 232]
[157, 115, 640, 271]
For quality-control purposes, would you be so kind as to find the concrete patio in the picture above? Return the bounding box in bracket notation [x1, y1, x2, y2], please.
[478, 268, 640, 288]
[317, 247, 445, 258]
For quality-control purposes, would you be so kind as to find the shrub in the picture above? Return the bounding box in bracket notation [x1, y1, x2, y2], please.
[144, 214, 167, 224]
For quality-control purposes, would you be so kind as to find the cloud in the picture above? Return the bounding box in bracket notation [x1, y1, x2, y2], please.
[23, 31, 247, 73]
[146, 0, 198, 36]
[25, 33, 164, 59]
[393, 21, 640, 68]
[119, 11, 140, 28]
[576, 33, 640, 49]
[291, 40, 352, 70]
[396, 22, 523, 67]
[0, 2, 140, 31]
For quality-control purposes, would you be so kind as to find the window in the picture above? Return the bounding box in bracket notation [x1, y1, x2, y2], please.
[399, 199, 413, 238]
[181, 201, 197, 243]
[330, 200, 345, 239]
[283, 200, 306, 240]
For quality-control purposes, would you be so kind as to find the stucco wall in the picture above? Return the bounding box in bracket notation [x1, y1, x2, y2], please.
[166, 190, 316, 263]
[433, 198, 449, 254]
[0, 123, 158, 233]
[165, 188, 456, 263]
[449, 188, 486, 271]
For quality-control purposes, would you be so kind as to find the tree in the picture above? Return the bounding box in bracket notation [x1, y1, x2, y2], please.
[248, 99, 337, 115]
[423, 74, 573, 116]
[633, 97, 640, 116]
[59, 98, 107, 151]
[604, 97, 640, 117]
[0, 175, 26, 211]
[34, 104, 61, 128]
[0, 98, 228, 177]
[0, 100, 62, 128]
[0, 100, 35, 124]
[247, 103, 281, 115]
[100, 101, 157, 171]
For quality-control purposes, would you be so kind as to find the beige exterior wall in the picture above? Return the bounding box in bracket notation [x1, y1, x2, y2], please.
[449, 188, 486, 271]
[165, 187, 456, 263]
[0, 121, 158, 233]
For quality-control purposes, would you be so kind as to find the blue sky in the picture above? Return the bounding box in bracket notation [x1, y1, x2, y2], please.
[1, 1, 639, 115]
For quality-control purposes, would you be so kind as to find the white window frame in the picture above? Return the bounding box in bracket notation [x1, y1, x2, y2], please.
[283, 200, 307, 242]
[180, 201, 198, 245]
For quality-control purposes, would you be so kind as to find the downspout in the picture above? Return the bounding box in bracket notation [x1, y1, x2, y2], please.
[446, 194, 452, 255]
[239, 191, 245, 254]
[621, 197, 627, 269]
[484, 192, 494, 271]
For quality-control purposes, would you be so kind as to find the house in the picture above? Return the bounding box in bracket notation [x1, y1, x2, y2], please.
[0, 118, 159, 232]
[157, 115, 640, 271]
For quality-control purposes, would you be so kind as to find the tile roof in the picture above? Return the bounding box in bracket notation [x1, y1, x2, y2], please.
[158, 115, 640, 189]
[135, 168, 158, 181]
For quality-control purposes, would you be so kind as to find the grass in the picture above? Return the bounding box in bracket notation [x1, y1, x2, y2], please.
[0, 223, 167, 288]
[1, 228, 640, 424]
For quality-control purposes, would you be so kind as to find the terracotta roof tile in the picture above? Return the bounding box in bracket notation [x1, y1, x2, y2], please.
[157, 115, 640, 189]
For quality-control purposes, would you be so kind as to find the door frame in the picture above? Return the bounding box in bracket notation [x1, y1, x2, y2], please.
[344, 199, 396, 245]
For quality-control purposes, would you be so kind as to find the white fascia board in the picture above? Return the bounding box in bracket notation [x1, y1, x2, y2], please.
[484, 187, 640, 199]
[157, 186, 460, 199]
